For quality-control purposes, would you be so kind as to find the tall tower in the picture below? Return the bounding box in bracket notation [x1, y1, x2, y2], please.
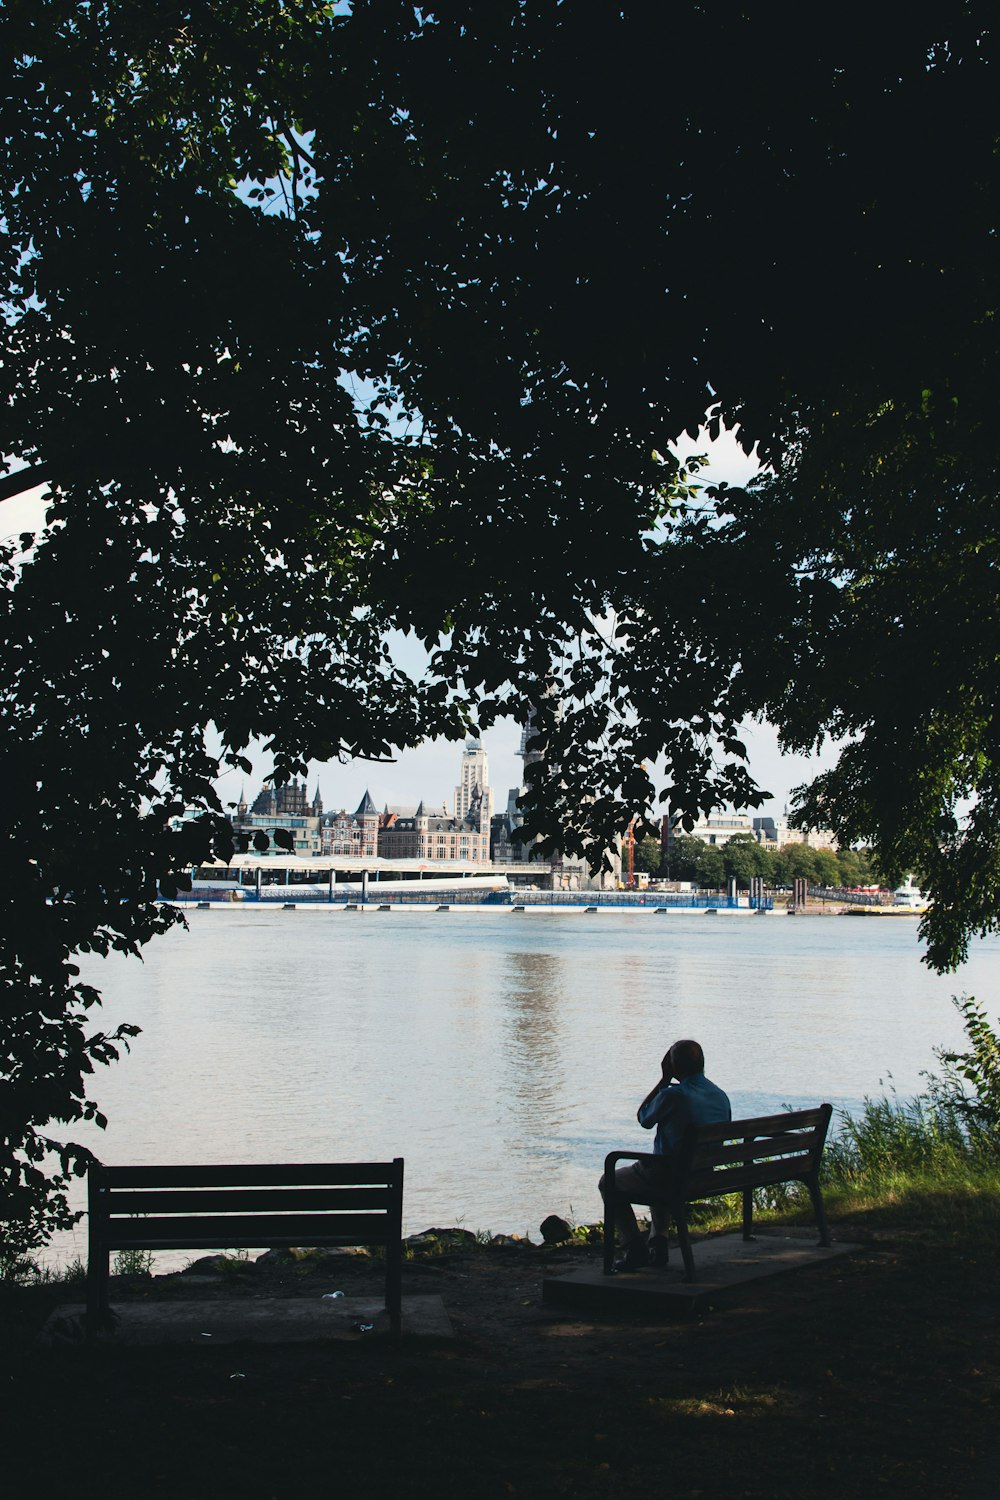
[455, 736, 494, 829]
[505, 714, 545, 862]
[518, 710, 546, 780]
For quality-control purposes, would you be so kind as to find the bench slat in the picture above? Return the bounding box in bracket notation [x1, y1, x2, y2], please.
[100, 1163, 401, 1188]
[104, 1212, 395, 1247]
[685, 1155, 821, 1198]
[98, 1187, 394, 1216]
[692, 1132, 823, 1169]
[691, 1108, 829, 1145]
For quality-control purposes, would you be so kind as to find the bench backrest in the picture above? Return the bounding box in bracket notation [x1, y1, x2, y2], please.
[88, 1160, 404, 1252]
[678, 1105, 832, 1202]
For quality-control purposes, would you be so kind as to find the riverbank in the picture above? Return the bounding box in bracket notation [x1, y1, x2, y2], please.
[170, 893, 860, 914]
[7, 1190, 1000, 1500]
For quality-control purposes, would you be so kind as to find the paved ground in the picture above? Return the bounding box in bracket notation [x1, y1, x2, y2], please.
[40, 1293, 453, 1346]
[543, 1232, 860, 1314]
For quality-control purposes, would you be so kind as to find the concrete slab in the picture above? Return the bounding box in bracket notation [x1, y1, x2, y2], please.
[542, 1233, 861, 1317]
[38, 1295, 453, 1348]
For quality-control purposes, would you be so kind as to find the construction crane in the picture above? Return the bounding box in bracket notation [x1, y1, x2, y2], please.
[625, 816, 636, 890]
[624, 764, 650, 890]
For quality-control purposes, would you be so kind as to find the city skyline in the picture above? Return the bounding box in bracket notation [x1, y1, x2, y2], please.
[218, 714, 841, 830]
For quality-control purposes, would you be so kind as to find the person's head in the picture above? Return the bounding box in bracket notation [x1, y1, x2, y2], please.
[667, 1039, 705, 1079]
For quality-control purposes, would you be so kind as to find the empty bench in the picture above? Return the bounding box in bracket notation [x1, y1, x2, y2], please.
[87, 1158, 404, 1336]
[603, 1105, 832, 1281]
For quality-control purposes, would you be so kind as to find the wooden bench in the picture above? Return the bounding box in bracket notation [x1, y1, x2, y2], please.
[87, 1158, 405, 1336]
[602, 1105, 833, 1281]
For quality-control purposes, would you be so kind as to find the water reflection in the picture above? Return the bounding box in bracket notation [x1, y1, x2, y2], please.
[501, 951, 564, 1120]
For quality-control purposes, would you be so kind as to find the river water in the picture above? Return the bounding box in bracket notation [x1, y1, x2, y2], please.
[47, 907, 999, 1264]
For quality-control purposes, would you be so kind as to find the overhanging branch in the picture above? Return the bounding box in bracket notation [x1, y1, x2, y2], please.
[0, 466, 49, 504]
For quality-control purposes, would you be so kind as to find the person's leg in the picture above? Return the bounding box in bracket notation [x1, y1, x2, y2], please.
[648, 1201, 671, 1264]
[649, 1201, 670, 1236]
[599, 1158, 666, 1267]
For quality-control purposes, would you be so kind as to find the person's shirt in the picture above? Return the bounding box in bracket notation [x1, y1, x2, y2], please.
[637, 1072, 732, 1156]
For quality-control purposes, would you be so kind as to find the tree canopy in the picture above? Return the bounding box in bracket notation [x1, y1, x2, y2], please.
[665, 836, 871, 892]
[631, 836, 664, 878]
[3, 1, 1000, 1258]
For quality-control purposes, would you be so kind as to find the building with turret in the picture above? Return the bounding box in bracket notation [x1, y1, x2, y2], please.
[321, 791, 379, 858]
[232, 778, 324, 855]
[249, 779, 322, 819]
[378, 795, 490, 863]
[376, 741, 493, 863]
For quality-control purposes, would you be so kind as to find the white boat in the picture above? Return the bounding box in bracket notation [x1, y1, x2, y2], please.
[889, 879, 928, 912]
[844, 877, 928, 916]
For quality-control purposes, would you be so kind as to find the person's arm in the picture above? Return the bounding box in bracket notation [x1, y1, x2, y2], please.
[637, 1049, 677, 1127]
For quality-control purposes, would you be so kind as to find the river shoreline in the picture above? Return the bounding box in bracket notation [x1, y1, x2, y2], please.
[167, 896, 882, 915]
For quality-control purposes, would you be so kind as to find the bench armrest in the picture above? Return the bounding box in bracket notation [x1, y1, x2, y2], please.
[603, 1149, 645, 1176]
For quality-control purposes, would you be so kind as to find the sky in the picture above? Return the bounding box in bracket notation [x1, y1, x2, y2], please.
[1, 425, 841, 821]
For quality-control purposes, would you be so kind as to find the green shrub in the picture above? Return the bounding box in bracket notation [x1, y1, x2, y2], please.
[929, 996, 1000, 1155]
[823, 996, 1000, 1190]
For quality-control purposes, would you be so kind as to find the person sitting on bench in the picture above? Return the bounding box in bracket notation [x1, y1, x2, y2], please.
[600, 1038, 731, 1270]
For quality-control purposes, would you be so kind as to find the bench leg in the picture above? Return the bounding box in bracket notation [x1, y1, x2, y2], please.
[742, 1186, 755, 1241]
[85, 1250, 105, 1338]
[806, 1175, 833, 1247]
[602, 1193, 617, 1275]
[386, 1239, 403, 1338]
[674, 1208, 696, 1283]
[86, 1167, 111, 1340]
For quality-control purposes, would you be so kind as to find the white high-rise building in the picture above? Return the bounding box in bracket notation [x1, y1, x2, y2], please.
[455, 736, 494, 828]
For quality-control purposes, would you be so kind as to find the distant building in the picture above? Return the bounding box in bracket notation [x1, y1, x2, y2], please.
[321, 791, 379, 859]
[489, 809, 519, 865]
[378, 797, 490, 863]
[229, 779, 324, 855]
[661, 809, 838, 857]
[664, 810, 755, 851]
[249, 779, 321, 819]
[375, 738, 495, 864]
[752, 816, 838, 851]
[455, 736, 494, 828]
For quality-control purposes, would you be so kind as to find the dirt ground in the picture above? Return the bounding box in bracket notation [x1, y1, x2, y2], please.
[6, 1219, 1000, 1500]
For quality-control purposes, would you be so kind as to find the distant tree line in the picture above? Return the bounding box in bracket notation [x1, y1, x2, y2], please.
[634, 834, 878, 890]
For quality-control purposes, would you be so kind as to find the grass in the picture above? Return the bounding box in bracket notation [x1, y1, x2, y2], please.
[820, 1090, 1000, 1229]
[0, 1253, 88, 1287]
[112, 1247, 154, 1278]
